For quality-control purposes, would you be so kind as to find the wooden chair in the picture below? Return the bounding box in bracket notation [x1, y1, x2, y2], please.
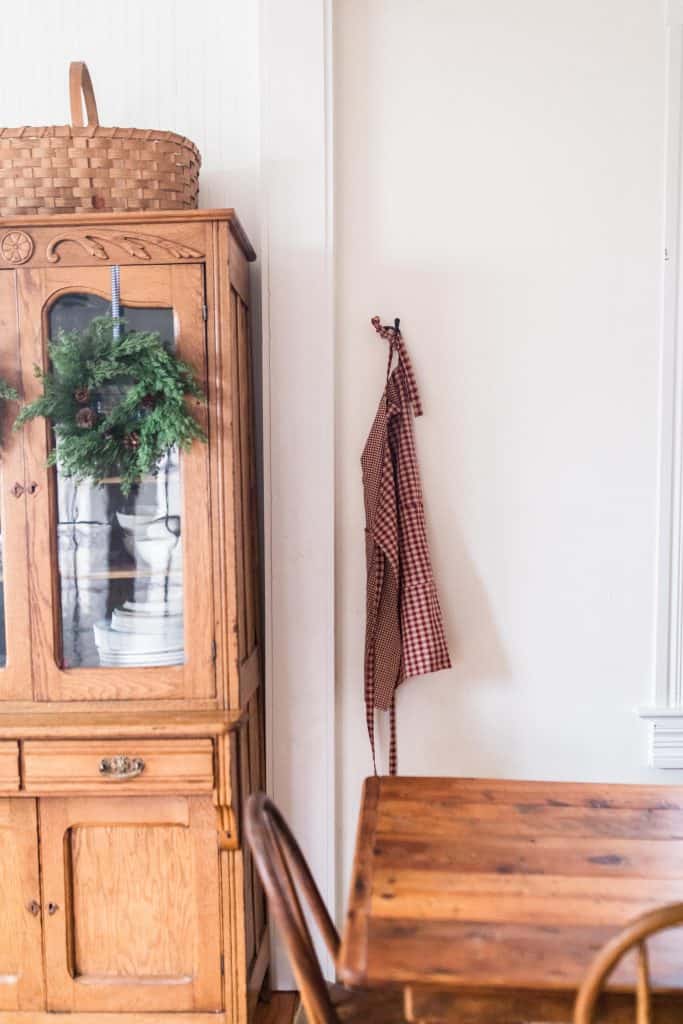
[245, 792, 406, 1024]
[574, 903, 683, 1023]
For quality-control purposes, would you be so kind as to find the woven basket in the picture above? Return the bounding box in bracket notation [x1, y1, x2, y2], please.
[0, 62, 201, 217]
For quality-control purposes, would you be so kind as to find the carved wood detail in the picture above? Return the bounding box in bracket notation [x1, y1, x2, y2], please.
[45, 231, 204, 264]
[1, 231, 34, 265]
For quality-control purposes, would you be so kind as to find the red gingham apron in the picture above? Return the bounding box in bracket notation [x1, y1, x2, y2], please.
[362, 317, 451, 774]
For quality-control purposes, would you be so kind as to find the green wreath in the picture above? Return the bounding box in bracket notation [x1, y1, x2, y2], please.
[0, 380, 18, 403]
[0, 378, 19, 442]
[0, 380, 17, 403]
[14, 316, 207, 494]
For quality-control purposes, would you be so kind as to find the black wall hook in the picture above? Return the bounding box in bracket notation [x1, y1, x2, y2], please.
[383, 317, 401, 334]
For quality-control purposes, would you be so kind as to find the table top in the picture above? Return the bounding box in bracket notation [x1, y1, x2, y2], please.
[338, 776, 683, 995]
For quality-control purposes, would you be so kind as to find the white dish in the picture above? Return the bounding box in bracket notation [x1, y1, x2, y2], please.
[98, 646, 184, 658]
[111, 609, 184, 635]
[118, 514, 181, 543]
[127, 536, 183, 572]
[94, 621, 183, 653]
[122, 598, 183, 616]
[95, 644, 184, 660]
[99, 642, 183, 655]
[98, 652, 184, 667]
[95, 636, 184, 654]
[115, 506, 161, 530]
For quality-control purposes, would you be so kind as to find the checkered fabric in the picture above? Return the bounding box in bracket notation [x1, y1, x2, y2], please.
[362, 317, 451, 775]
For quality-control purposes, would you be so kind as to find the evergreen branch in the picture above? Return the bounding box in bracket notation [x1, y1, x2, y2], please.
[12, 317, 207, 494]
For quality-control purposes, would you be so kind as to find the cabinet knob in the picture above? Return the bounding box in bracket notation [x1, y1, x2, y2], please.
[26, 900, 40, 916]
[27, 481, 39, 495]
[47, 902, 59, 916]
[10, 482, 24, 498]
[98, 755, 145, 780]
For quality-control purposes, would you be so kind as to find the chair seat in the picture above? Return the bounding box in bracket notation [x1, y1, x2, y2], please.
[294, 983, 406, 1024]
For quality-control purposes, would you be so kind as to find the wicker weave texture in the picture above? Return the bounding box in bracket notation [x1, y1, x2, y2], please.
[0, 65, 201, 216]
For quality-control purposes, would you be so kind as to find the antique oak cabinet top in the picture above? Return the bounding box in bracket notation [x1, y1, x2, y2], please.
[0, 208, 256, 265]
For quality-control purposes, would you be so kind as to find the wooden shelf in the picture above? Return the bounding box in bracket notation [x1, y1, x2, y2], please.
[96, 471, 179, 486]
[0, 708, 247, 740]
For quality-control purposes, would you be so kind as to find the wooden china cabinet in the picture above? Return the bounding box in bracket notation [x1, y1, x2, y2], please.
[0, 209, 266, 1024]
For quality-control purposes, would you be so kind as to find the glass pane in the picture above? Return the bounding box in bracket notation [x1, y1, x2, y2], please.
[0, 471, 6, 668]
[49, 294, 184, 670]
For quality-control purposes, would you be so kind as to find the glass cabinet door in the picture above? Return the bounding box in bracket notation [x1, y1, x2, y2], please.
[51, 294, 184, 671]
[0, 272, 33, 700]
[18, 264, 215, 702]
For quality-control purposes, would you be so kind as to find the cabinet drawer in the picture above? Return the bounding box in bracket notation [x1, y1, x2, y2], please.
[0, 741, 19, 791]
[22, 739, 214, 794]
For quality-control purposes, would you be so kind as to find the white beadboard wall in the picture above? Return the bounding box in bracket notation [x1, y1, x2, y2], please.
[0, 0, 261, 237]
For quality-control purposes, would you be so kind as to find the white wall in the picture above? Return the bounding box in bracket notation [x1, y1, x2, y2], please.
[260, 0, 336, 985]
[335, 0, 673, 903]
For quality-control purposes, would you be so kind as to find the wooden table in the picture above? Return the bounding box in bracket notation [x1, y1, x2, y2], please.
[338, 776, 683, 1022]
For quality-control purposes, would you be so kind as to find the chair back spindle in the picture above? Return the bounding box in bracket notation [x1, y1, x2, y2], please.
[635, 941, 651, 1024]
[574, 903, 683, 1024]
[245, 793, 341, 1024]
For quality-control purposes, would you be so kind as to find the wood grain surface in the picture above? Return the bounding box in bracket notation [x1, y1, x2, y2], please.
[0, 708, 244, 739]
[39, 795, 222, 1013]
[0, 271, 33, 701]
[0, 800, 44, 1010]
[0, 740, 19, 790]
[22, 738, 214, 794]
[18, 262, 215, 703]
[0, 207, 265, 1024]
[339, 776, 683, 1021]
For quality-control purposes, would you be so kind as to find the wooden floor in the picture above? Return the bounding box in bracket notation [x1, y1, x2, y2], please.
[255, 992, 299, 1024]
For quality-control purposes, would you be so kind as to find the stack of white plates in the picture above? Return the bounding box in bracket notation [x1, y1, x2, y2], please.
[94, 599, 184, 667]
[93, 508, 184, 668]
[116, 510, 182, 572]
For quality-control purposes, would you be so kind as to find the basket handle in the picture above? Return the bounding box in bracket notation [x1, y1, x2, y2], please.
[69, 62, 100, 127]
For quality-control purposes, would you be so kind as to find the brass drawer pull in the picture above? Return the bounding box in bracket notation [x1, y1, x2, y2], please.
[26, 900, 40, 916]
[48, 902, 59, 916]
[98, 755, 145, 780]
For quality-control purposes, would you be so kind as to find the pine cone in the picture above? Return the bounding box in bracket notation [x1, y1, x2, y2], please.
[75, 407, 97, 429]
[74, 386, 91, 404]
[123, 431, 140, 450]
[140, 393, 156, 411]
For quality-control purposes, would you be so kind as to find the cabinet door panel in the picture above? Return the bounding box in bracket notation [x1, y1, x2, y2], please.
[0, 799, 44, 1009]
[0, 272, 33, 700]
[17, 263, 215, 702]
[40, 795, 222, 1012]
